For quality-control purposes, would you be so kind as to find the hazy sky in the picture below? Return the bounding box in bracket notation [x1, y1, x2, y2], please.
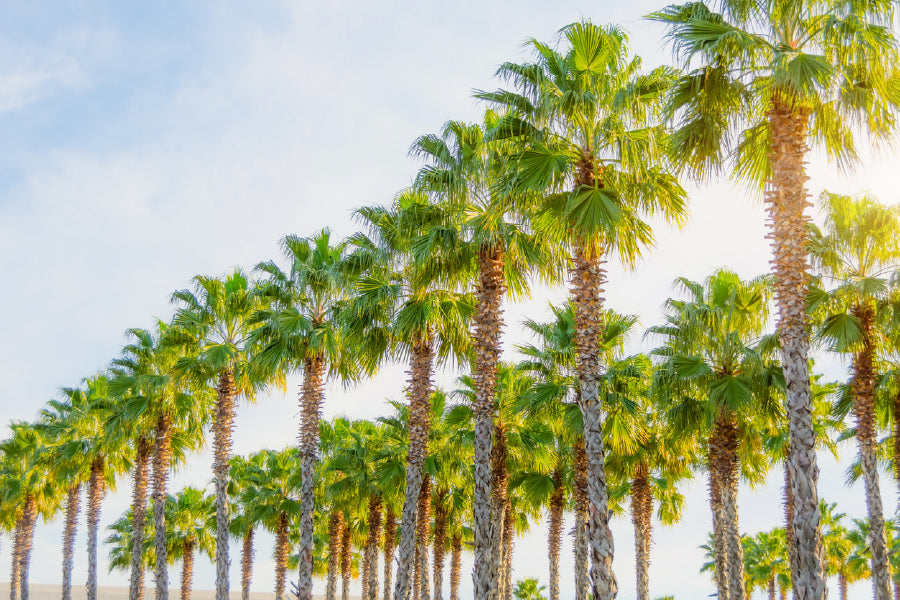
[1, 2, 899, 599]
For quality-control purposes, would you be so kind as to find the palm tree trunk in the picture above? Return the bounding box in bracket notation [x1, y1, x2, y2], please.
[501, 502, 513, 600]
[491, 422, 508, 600]
[767, 100, 826, 600]
[548, 465, 564, 600]
[327, 511, 344, 600]
[573, 437, 590, 600]
[472, 244, 505, 600]
[852, 302, 892, 600]
[213, 368, 237, 600]
[87, 457, 106, 600]
[17, 495, 37, 600]
[570, 242, 617, 600]
[275, 512, 290, 600]
[394, 336, 434, 600]
[413, 544, 421, 600]
[783, 454, 799, 599]
[432, 492, 447, 600]
[417, 476, 432, 600]
[780, 582, 788, 600]
[10, 512, 23, 600]
[62, 483, 81, 600]
[341, 523, 352, 600]
[839, 571, 847, 600]
[449, 536, 461, 600]
[711, 416, 744, 600]
[362, 548, 371, 600]
[240, 527, 254, 600]
[181, 540, 195, 600]
[130, 436, 152, 600]
[383, 508, 396, 600]
[366, 495, 383, 600]
[768, 577, 776, 600]
[708, 442, 729, 600]
[297, 354, 327, 600]
[154, 414, 174, 600]
[631, 465, 652, 600]
[893, 388, 900, 516]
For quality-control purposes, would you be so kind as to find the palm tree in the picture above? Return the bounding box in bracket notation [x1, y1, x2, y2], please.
[743, 529, 789, 600]
[253, 229, 360, 600]
[108, 322, 214, 600]
[1, 422, 58, 600]
[820, 502, 855, 600]
[171, 270, 272, 600]
[479, 21, 687, 598]
[410, 112, 563, 600]
[105, 507, 154, 579]
[227, 452, 266, 600]
[165, 488, 216, 600]
[649, 4, 900, 596]
[242, 449, 303, 600]
[650, 270, 779, 600]
[347, 192, 473, 600]
[809, 191, 900, 598]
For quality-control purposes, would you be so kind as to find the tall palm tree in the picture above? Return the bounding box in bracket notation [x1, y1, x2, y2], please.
[108, 323, 214, 600]
[171, 270, 272, 600]
[479, 21, 687, 599]
[650, 4, 900, 596]
[347, 192, 473, 600]
[650, 270, 779, 600]
[253, 229, 360, 600]
[809, 191, 900, 598]
[410, 112, 562, 600]
[164, 488, 216, 600]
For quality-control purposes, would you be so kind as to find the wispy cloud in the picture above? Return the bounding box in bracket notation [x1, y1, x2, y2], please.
[0, 43, 85, 112]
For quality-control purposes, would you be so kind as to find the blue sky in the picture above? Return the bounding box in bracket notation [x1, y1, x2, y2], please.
[1, 2, 899, 599]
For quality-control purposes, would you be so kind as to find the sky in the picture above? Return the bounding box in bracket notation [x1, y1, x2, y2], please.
[1, 1, 899, 599]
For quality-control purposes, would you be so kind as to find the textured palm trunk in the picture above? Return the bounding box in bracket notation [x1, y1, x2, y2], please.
[61, 483, 81, 600]
[87, 458, 106, 600]
[240, 527, 254, 600]
[130, 436, 152, 600]
[767, 101, 826, 600]
[501, 502, 513, 600]
[839, 572, 847, 600]
[708, 443, 729, 600]
[213, 368, 237, 600]
[783, 455, 799, 599]
[573, 437, 590, 600]
[432, 491, 447, 600]
[450, 536, 461, 600]
[341, 524, 352, 600]
[394, 336, 434, 600]
[297, 354, 327, 600]
[417, 476, 432, 600]
[17, 496, 37, 600]
[491, 422, 509, 600]
[154, 414, 174, 600]
[362, 550, 371, 600]
[275, 512, 290, 600]
[472, 244, 505, 600]
[768, 577, 776, 600]
[631, 466, 652, 600]
[181, 540, 195, 600]
[10, 513, 23, 600]
[711, 416, 744, 600]
[327, 512, 344, 600]
[780, 583, 787, 600]
[383, 509, 397, 600]
[570, 241, 617, 600]
[413, 545, 421, 600]
[852, 303, 892, 600]
[894, 388, 900, 516]
[548, 466, 564, 600]
[366, 495, 383, 600]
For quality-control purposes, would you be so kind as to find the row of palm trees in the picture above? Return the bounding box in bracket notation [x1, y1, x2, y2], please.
[2, 6, 900, 600]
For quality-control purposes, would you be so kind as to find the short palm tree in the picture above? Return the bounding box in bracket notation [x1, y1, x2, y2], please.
[649, 4, 900, 596]
[809, 191, 900, 598]
[743, 529, 789, 600]
[347, 191, 473, 600]
[171, 270, 272, 600]
[165, 487, 216, 600]
[479, 21, 688, 599]
[227, 452, 267, 600]
[650, 270, 779, 600]
[253, 229, 360, 600]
